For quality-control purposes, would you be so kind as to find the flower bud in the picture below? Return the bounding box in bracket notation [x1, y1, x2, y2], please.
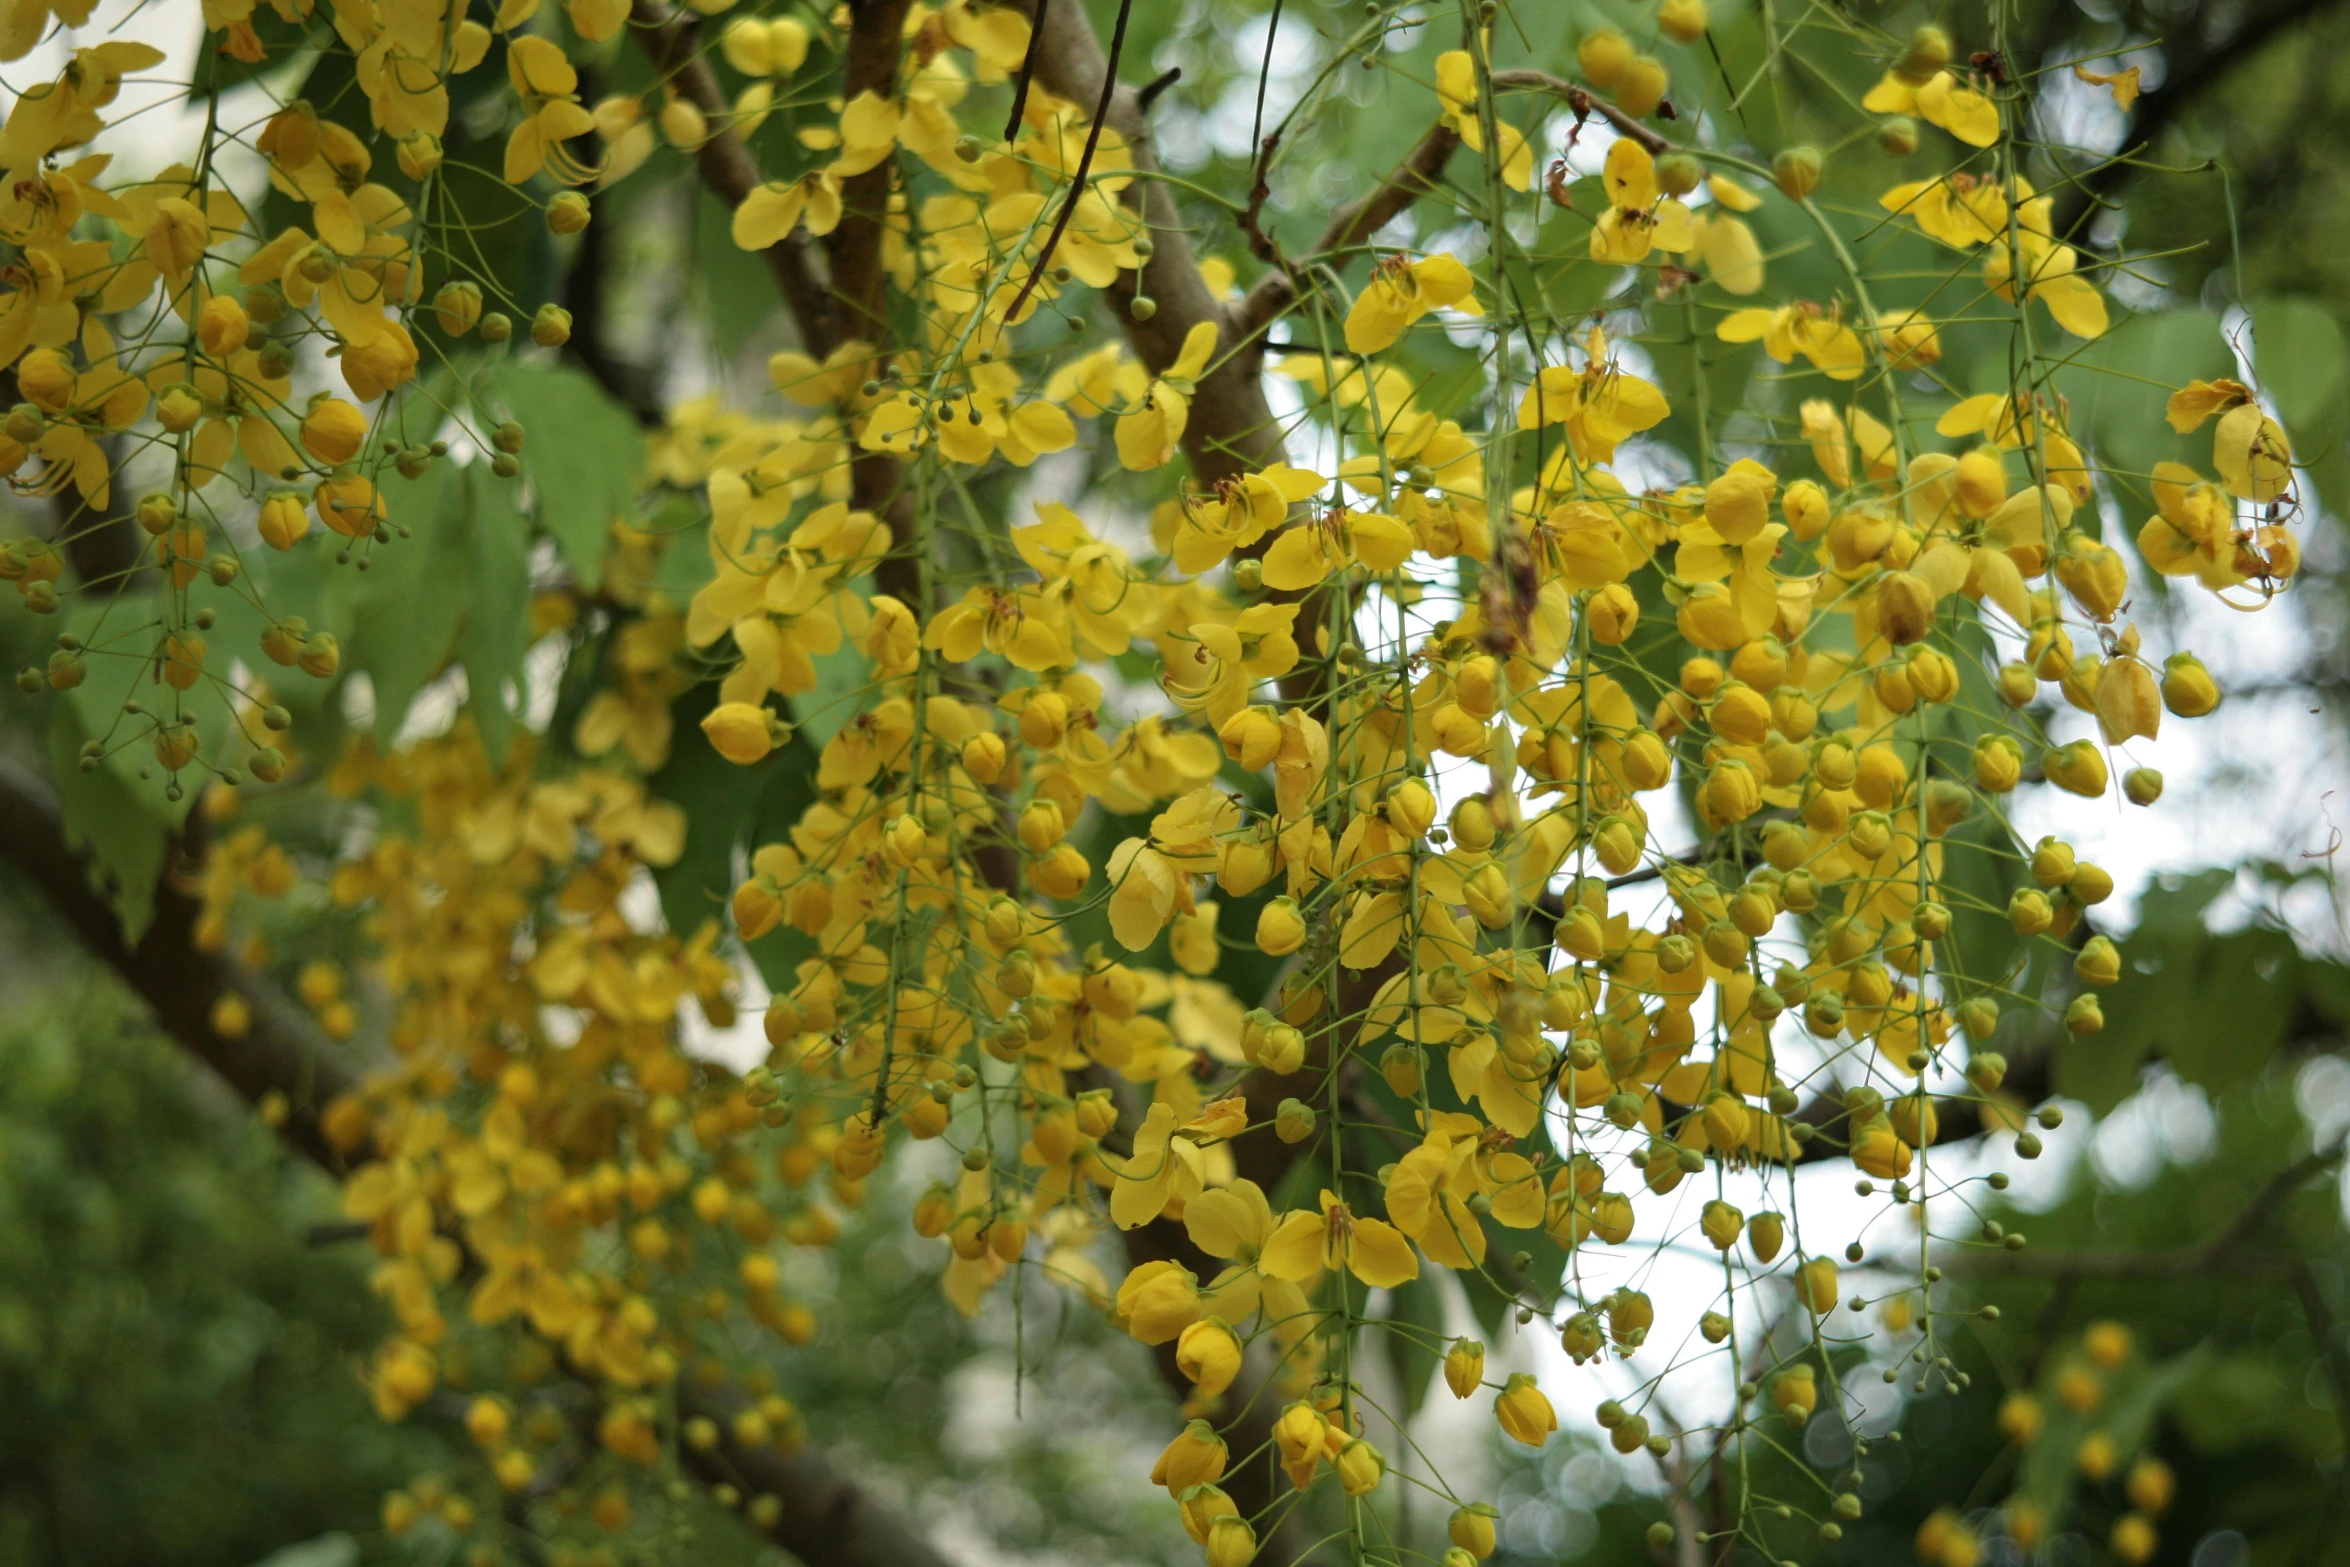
[1772, 145, 1823, 201]
[300, 396, 367, 463]
[702, 701, 778, 764]
[2161, 652, 2219, 716]
[1578, 27, 1633, 88]
[1257, 1024, 1306, 1075]
[1443, 1338, 1484, 1399]
[2075, 935, 2121, 988]
[1255, 897, 1306, 956]
[1448, 1503, 1499, 1559]
[1495, 1373, 1556, 1447]
[297, 631, 340, 679]
[547, 191, 592, 235]
[1274, 1097, 1316, 1142]
[1878, 114, 1919, 157]
[1205, 1516, 1256, 1567]
[1335, 1438, 1384, 1496]
[531, 304, 573, 347]
[396, 131, 442, 179]
[1175, 1318, 1243, 1396]
[2123, 766, 2164, 806]
[434, 281, 483, 337]
[1616, 55, 1669, 118]
[2044, 740, 2109, 798]
[1586, 582, 1639, 645]
[1897, 25, 1952, 82]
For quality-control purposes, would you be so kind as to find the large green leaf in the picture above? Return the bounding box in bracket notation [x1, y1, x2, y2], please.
[46, 700, 170, 944]
[336, 460, 474, 745]
[482, 363, 645, 589]
[456, 464, 535, 766]
[2249, 296, 2345, 435]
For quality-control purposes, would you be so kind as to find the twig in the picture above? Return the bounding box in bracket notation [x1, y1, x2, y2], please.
[1233, 120, 1461, 351]
[1002, 0, 1045, 140]
[628, 0, 838, 354]
[1488, 69, 1670, 154]
[1959, 1134, 2349, 1276]
[1005, 0, 1136, 325]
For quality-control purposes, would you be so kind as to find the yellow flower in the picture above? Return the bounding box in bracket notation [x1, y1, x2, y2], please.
[1344, 252, 1479, 357]
[503, 37, 599, 186]
[1862, 68, 2000, 147]
[1165, 602, 1302, 727]
[731, 169, 845, 247]
[1110, 1102, 1206, 1229]
[1260, 1189, 1419, 1289]
[1515, 328, 1671, 462]
[1259, 505, 1416, 591]
[1984, 224, 2107, 339]
[1717, 302, 1865, 379]
[2136, 462, 2243, 588]
[1116, 321, 1220, 471]
[2073, 61, 2142, 110]
[1590, 140, 1694, 264]
[1434, 51, 1536, 190]
[2166, 380, 2293, 503]
[1169, 463, 1322, 575]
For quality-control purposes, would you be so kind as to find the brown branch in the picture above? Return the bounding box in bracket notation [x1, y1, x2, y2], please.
[629, 0, 839, 356]
[2047, 0, 2337, 243]
[1957, 1133, 2347, 1277]
[0, 759, 960, 1567]
[1489, 70, 1669, 154]
[1018, 0, 1280, 485]
[1232, 120, 1462, 356]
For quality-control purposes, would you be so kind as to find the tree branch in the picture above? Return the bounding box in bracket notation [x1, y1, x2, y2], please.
[2046, 0, 2335, 243]
[1957, 1133, 2347, 1277]
[1018, 0, 1281, 485]
[1489, 70, 1668, 153]
[629, 0, 840, 356]
[1232, 121, 1462, 357]
[0, 759, 960, 1567]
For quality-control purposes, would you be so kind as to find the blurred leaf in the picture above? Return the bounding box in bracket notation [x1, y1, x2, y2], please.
[339, 460, 471, 745]
[457, 464, 535, 766]
[482, 363, 644, 589]
[249, 1535, 359, 1567]
[46, 700, 168, 944]
[2249, 297, 2345, 434]
[2052, 309, 2228, 496]
[1377, 1271, 1448, 1424]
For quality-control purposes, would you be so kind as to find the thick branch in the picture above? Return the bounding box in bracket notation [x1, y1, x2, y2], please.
[1020, 0, 1280, 485]
[629, 0, 840, 354]
[0, 760, 958, 1567]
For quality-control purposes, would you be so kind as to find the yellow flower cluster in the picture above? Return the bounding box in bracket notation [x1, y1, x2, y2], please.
[0, 0, 2302, 1562]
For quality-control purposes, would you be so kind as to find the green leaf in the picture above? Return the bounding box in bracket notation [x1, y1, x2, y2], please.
[338, 459, 472, 745]
[1376, 1272, 1450, 1424]
[2250, 297, 2346, 435]
[2051, 309, 2228, 496]
[482, 363, 644, 589]
[47, 700, 170, 945]
[457, 463, 535, 766]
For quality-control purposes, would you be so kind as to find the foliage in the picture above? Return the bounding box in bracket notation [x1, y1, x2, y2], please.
[0, 0, 2343, 1566]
